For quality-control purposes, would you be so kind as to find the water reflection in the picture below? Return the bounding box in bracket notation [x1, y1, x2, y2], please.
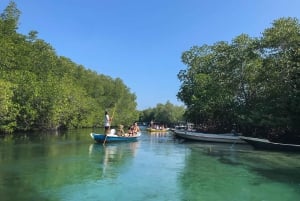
[88, 142, 139, 179]
[148, 131, 174, 143]
[1, 129, 300, 201]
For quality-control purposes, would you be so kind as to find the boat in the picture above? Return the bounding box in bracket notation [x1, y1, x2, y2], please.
[146, 127, 168, 132]
[239, 136, 300, 152]
[174, 130, 246, 144]
[170, 125, 187, 132]
[170, 123, 196, 132]
[90, 129, 141, 143]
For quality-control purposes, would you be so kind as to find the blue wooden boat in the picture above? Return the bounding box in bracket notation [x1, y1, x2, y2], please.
[90, 129, 141, 143]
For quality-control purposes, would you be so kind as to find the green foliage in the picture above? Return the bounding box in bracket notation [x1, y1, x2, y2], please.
[140, 101, 185, 126]
[178, 17, 300, 137]
[0, 0, 20, 35]
[0, 2, 138, 133]
[0, 80, 19, 133]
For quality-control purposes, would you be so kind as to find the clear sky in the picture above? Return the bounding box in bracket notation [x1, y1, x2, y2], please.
[1, 0, 300, 110]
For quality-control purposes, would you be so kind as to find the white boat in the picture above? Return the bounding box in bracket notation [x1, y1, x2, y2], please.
[174, 130, 246, 144]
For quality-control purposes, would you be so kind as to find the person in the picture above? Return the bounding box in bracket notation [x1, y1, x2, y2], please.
[104, 111, 111, 134]
[150, 120, 154, 128]
[132, 122, 140, 134]
[117, 124, 125, 136]
[127, 125, 134, 136]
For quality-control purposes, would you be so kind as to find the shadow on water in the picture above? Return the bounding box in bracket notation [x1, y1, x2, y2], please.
[239, 151, 300, 185]
[252, 166, 300, 184]
[215, 148, 300, 185]
[187, 141, 300, 185]
[174, 139, 300, 201]
[0, 172, 53, 201]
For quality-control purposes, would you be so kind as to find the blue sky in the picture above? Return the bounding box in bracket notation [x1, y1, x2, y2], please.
[1, 0, 300, 110]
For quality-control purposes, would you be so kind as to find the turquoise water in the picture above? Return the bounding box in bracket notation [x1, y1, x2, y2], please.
[0, 129, 300, 201]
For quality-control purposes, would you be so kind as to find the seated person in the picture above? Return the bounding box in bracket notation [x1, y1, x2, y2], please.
[127, 125, 134, 136]
[132, 122, 140, 134]
[125, 122, 141, 136]
[117, 125, 125, 136]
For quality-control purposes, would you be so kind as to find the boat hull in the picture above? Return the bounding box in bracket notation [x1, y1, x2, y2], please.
[174, 130, 246, 144]
[90, 132, 141, 143]
[239, 136, 300, 152]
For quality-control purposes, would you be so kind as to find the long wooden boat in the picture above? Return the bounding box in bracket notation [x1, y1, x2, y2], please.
[90, 131, 141, 143]
[239, 136, 300, 152]
[174, 130, 246, 144]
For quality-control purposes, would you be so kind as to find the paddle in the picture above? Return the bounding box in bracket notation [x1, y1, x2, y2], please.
[103, 105, 116, 145]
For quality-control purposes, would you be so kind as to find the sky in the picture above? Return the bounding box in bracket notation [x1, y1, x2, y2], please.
[1, 0, 300, 110]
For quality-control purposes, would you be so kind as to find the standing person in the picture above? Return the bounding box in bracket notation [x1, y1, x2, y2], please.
[150, 120, 154, 128]
[104, 111, 111, 134]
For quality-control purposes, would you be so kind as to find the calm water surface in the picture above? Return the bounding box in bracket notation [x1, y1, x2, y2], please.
[1, 129, 300, 201]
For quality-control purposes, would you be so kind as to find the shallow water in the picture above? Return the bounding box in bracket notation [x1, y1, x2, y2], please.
[0, 129, 300, 201]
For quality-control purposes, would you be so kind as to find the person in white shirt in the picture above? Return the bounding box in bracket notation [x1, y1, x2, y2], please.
[104, 111, 111, 134]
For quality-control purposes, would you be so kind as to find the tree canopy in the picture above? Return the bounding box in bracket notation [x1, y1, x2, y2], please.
[0, 1, 138, 133]
[139, 101, 185, 127]
[177, 17, 300, 141]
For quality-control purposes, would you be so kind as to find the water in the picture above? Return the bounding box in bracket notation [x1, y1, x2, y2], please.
[1, 129, 300, 201]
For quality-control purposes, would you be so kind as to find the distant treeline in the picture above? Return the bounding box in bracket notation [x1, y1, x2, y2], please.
[139, 101, 186, 127]
[177, 17, 300, 141]
[0, 2, 138, 133]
